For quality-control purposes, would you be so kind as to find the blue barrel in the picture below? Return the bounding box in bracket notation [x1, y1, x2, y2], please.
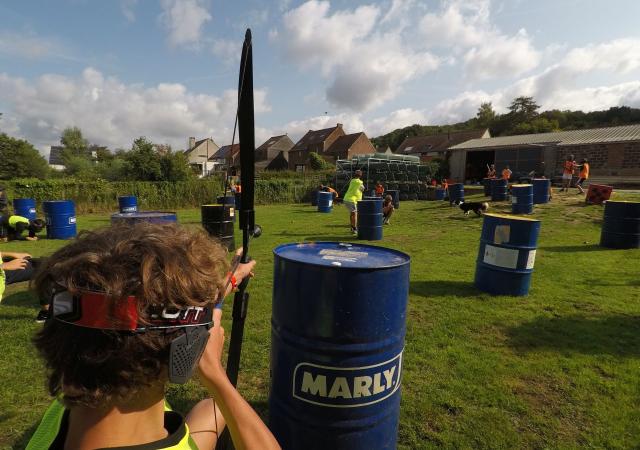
[110, 211, 178, 225]
[600, 201, 640, 249]
[118, 195, 137, 213]
[317, 191, 333, 213]
[43, 200, 77, 239]
[270, 242, 410, 450]
[357, 199, 383, 241]
[532, 178, 551, 204]
[385, 189, 399, 209]
[475, 214, 541, 296]
[491, 178, 508, 201]
[511, 184, 534, 214]
[448, 183, 464, 204]
[435, 188, 446, 200]
[482, 179, 492, 196]
[13, 198, 37, 220]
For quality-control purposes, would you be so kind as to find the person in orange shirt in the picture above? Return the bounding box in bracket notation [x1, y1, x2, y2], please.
[374, 181, 384, 197]
[576, 158, 589, 194]
[561, 154, 577, 192]
[501, 166, 512, 181]
[319, 184, 339, 201]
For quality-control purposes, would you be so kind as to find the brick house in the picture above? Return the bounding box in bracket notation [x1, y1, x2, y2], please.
[325, 132, 376, 162]
[288, 123, 346, 171]
[211, 144, 240, 171]
[184, 137, 220, 176]
[255, 135, 294, 171]
[448, 124, 640, 184]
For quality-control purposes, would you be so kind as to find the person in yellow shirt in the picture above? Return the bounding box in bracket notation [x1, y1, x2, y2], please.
[343, 170, 365, 234]
[576, 158, 589, 194]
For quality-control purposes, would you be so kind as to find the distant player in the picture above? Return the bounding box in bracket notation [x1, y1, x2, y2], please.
[576, 158, 589, 194]
[486, 164, 496, 178]
[0, 215, 45, 241]
[382, 195, 394, 225]
[375, 181, 384, 197]
[343, 170, 365, 234]
[562, 154, 577, 192]
[501, 166, 512, 181]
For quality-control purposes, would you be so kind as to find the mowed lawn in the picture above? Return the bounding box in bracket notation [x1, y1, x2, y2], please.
[1, 191, 640, 449]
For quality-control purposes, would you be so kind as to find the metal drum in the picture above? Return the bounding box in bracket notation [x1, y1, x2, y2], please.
[474, 213, 541, 296]
[385, 189, 400, 209]
[217, 195, 236, 222]
[435, 188, 446, 201]
[201, 204, 235, 251]
[491, 178, 508, 201]
[317, 191, 333, 213]
[600, 201, 640, 249]
[234, 192, 242, 212]
[110, 211, 177, 225]
[482, 178, 492, 196]
[311, 191, 319, 207]
[532, 179, 551, 204]
[270, 242, 410, 450]
[13, 198, 37, 220]
[448, 183, 464, 204]
[357, 199, 383, 241]
[511, 184, 534, 214]
[118, 195, 138, 213]
[43, 200, 77, 239]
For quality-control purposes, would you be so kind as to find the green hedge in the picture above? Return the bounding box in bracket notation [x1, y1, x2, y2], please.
[2, 176, 330, 213]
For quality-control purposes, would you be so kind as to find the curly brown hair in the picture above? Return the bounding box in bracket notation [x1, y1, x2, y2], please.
[33, 222, 229, 408]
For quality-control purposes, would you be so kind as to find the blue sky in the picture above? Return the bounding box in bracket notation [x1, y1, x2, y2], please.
[1, 0, 640, 154]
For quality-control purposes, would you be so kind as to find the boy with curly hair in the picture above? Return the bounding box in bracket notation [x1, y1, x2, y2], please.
[27, 222, 280, 450]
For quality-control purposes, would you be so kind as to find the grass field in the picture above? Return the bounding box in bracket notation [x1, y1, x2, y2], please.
[1, 191, 640, 449]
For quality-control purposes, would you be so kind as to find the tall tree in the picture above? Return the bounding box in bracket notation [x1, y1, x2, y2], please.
[476, 102, 496, 128]
[60, 126, 89, 158]
[125, 137, 162, 181]
[159, 147, 193, 181]
[0, 133, 50, 179]
[508, 96, 540, 122]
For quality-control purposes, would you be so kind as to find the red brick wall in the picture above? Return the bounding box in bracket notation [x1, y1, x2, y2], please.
[346, 135, 376, 159]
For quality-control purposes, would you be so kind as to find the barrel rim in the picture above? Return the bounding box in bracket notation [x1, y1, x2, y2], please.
[273, 241, 410, 269]
[604, 200, 639, 205]
[483, 213, 540, 222]
[511, 184, 533, 188]
[111, 211, 177, 218]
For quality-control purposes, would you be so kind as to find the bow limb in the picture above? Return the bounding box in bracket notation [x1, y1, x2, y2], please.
[225, 28, 254, 388]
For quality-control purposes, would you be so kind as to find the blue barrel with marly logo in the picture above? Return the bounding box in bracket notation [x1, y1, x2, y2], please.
[270, 242, 410, 450]
[600, 201, 640, 249]
[511, 184, 534, 214]
[357, 199, 383, 241]
[13, 198, 37, 220]
[317, 192, 333, 213]
[118, 195, 137, 213]
[435, 188, 446, 201]
[385, 189, 399, 209]
[491, 178, 508, 201]
[533, 178, 551, 204]
[475, 214, 541, 296]
[110, 211, 178, 225]
[43, 200, 77, 239]
[448, 183, 464, 204]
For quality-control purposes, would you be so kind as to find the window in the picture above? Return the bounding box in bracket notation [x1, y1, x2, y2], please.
[296, 165, 306, 172]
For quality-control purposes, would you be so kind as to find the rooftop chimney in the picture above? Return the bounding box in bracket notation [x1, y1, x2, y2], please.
[188, 137, 196, 149]
[337, 123, 343, 128]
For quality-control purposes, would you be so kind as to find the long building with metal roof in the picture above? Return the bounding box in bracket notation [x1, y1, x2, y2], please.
[446, 124, 640, 184]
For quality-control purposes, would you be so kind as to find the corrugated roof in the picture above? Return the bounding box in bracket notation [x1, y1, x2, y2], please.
[450, 124, 640, 150]
[49, 146, 65, 165]
[396, 129, 489, 154]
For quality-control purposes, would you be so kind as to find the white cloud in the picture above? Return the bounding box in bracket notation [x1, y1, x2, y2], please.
[159, 0, 212, 48]
[419, 0, 540, 79]
[274, 1, 439, 111]
[212, 39, 241, 65]
[367, 108, 429, 136]
[0, 68, 271, 152]
[120, 0, 138, 23]
[0, 31, 71, 60]
[564, 38, 640, 74]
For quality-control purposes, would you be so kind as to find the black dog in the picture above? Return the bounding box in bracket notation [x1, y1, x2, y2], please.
[454, 200, 489, 216]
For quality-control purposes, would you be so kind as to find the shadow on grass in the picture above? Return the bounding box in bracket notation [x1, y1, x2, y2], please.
[1, 290, 39, 308]
[506, 315, 640, 356]
[539, 244, 605, 253]
[410, 280, 480, 298]
[12, 421, 39, 450]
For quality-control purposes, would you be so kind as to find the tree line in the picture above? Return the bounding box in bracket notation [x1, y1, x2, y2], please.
[371, 98, 640, 151]
[0, 127, 195, 181]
